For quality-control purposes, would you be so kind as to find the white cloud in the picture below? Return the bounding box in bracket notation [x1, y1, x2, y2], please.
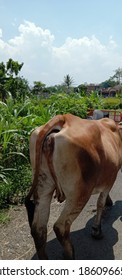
[0, 28, 2, 38]
[0, 20, 122, 85]
[52, 35, 122, 85]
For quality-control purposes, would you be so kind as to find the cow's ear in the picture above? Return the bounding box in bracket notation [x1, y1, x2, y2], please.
[118, 122, 122, 139]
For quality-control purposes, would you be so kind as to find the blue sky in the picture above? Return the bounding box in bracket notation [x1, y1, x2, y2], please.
[0, 0, 122, 86]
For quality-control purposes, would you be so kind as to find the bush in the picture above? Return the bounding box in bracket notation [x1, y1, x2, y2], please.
[103, 98, 121, 109]
[48, 93, 88, 118]
[0, 164, 31, 208]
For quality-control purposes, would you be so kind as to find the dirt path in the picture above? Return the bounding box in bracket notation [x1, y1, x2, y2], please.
[0, 172, 121, 260]
[0, 200, 64, 260]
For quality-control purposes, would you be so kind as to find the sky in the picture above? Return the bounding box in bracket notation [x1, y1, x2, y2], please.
[0, 0, 122, 86]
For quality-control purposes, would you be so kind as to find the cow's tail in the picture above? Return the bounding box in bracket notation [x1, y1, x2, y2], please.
[25, 114, 66, 204]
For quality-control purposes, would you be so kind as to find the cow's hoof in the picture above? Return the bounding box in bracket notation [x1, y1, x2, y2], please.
[63, 252, 75, 260]
[63, 247, 75, 260]
[91, 225, 103, 239]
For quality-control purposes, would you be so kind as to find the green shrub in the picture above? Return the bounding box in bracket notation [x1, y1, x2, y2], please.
[103, 98, 121, 109]
[48, 93, 88, 118]
[0, 164, 31, 208]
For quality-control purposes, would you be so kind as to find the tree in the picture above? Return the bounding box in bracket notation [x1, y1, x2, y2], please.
[14, 77, 30, 100]
[6, 58, 23, 77]
[0, 59, 28, 100]
[31, 81, 46, 96]
[63, 74, 74, 94]
[99, 78, 117, 89]
[111, 67, 122, 85]
[78, 84, 87, 95]
[0, 62, 7, 101]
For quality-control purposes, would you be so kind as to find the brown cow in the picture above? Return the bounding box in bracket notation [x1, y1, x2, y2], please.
[25, 114, 122, 260]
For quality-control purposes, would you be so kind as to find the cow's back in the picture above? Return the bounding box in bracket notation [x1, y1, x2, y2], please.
[51, 116, 122, 198]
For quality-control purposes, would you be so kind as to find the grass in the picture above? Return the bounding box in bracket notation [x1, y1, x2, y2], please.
[103, 97, 121, 109]
[0, 209, 10, 224]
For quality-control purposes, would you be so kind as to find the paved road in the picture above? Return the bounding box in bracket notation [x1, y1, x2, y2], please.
[32, 171, 122, 260]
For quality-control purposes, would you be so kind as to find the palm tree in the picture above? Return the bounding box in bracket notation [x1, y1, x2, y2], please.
[63, 74, 74, 94]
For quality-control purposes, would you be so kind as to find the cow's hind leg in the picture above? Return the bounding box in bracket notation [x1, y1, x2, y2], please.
[92, 190, 111, 239]
[53, 191, 91, 260]
[53, 205, 75, 260]
[31, 189, 54, 260]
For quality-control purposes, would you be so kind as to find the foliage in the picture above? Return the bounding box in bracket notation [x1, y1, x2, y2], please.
[78, 84, 87, 94]
[0, 59, 30, 101]
[63, 74, 74, 94]
[111, 67, 122, 84]
[100, 68, 122, 88]
[99, 79, 117, 89]
[6, 58, 23, 76]
[48, 93, 87, 118]
[102, 97, 121, 109]
[85, 92, 104, 109]
[32, 81, 46, 96]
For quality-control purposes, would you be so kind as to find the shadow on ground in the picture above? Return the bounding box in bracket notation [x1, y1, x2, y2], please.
[32, 200, 122, 260]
